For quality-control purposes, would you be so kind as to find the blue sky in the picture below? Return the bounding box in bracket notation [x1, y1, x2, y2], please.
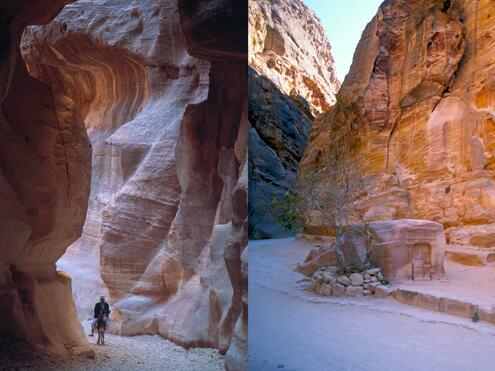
[304, 0, 383, 82]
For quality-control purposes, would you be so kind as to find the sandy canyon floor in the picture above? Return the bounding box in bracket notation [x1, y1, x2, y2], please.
[249, 238, 495, 371]
[0, 321, 224, 371]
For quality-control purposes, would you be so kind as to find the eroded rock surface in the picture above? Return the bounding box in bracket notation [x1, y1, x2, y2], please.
[248, 0, 340, 238]
[21, 0, 247, 366]
[0, 0, 91, 357]
[301, 0, 495, 249]
[177, 3, 248, 369]
[249, 0, 339, 115]
[248, 68, 313, 238]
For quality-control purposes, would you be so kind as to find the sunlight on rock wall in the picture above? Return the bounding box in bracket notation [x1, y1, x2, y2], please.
[301, 0, 495, 247]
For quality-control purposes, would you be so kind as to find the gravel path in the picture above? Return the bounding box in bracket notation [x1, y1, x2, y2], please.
[250, 238, 495, 371]
[1, 321, 224, 371]
[71, 321, 224, 371]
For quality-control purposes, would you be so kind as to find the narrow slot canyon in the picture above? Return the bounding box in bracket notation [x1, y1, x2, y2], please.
[0, 1, 247, 370]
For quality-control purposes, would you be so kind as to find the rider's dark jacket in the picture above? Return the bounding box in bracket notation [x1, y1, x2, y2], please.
[94, 301, 110, 319]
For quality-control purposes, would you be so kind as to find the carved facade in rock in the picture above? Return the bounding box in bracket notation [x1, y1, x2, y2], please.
[301, 0, 495, 249]
[350, 220, 446, 282]
[299, 220, 446, 283]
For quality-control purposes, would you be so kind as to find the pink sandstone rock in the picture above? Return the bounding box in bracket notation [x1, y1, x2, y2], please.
[0, 0, 91, 357]
[19, 0, 247, 366]
[359, 220, 446, 282]
[300, 220, 446, 283]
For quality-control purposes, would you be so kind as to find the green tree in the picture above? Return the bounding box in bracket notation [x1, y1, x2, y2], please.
[273, 139, 367, 270]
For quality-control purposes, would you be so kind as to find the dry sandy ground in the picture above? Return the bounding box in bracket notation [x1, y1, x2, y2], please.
[249, 237, 495, 371]
[396, 260, 495, 306]
[0, 321, 224, 371]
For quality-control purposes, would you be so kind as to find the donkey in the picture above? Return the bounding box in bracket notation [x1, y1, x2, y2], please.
[96, 310, 107, 345]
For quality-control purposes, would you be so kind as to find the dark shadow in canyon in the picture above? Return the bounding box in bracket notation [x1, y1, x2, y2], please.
[248, 66, 313, 239]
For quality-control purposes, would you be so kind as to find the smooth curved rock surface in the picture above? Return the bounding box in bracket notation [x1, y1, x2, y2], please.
[0, 0, 91, 357]
[21, 0, 247, 366]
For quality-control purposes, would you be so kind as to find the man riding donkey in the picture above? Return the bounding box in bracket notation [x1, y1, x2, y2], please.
[89, 295, 110, 344]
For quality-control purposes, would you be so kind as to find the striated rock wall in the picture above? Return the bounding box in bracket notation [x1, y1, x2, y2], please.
[248, 0, 340, 238]
[301, 0, 495, 248]
[23, 0, 210, 321]
[0, 0, 91, 357]
[248, 68, 313, 238]
[22, 0, 247, 366]
[249, 0, 339, 115]
[178, 2, 248, 369]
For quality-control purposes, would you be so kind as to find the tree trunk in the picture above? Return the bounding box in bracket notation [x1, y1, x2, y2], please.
[334, 234, 347, 270]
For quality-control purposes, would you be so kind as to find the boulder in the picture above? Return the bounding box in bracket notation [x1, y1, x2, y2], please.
[337, 276, 351, 286]
[345, 286, 364, 297]
[322, 272, 336, 285]
[374, 285, 395, 299]
[365, 268, 381, 275]
[364, 283, 379, 293]
[332, 284, 345, 297]
[296, 244, 338, 276]
[349, 273, 364, 286]
[319, 284, 332, 296]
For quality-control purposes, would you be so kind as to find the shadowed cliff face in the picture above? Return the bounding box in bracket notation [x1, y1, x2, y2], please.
[0, 0, 91, 357]
[248, 0, 340, 239]
[178, 1, 248, 369]
[301, 0, 495, 245]
[248, 67, 313, 238]
[13, 0, 247, 366]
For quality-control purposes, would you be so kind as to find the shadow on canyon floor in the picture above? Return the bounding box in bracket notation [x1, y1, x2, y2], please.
[0, 320, 224, 371]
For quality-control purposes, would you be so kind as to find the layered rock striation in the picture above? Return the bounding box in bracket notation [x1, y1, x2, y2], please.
[248, 68, 313, 238]
[177, 3, 249, 369]
[301, 0, 495, 249]
[248, 0, 340, 238]
[249, 0, 339, 115]
[21, 0, 247, 366]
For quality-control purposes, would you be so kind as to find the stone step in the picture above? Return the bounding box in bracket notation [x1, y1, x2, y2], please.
[444, 246, 495, 266]
[379, 287, 495, 324]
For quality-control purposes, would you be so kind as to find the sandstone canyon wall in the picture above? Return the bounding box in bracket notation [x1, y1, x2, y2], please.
[248, 0, 340, 238]
[19, 0, 247, 368]
[0, 0, 91, 357]
[301, 0, 495, 250]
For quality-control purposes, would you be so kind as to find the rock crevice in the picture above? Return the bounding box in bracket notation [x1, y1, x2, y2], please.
[248, 0, 340, 239]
